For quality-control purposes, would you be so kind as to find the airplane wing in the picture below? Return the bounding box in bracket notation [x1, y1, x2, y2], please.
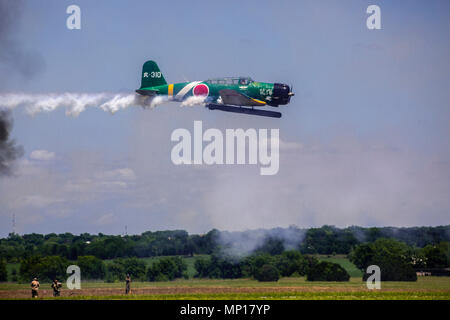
[219, 89, 266, 107]
[135, 89, 159, 96]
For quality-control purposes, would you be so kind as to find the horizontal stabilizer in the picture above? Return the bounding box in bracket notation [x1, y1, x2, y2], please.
[207, 104, 281, 118]
[136, 89, 158, 96]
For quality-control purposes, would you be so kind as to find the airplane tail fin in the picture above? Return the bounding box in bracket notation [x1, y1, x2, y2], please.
[140, 60, 167, 89]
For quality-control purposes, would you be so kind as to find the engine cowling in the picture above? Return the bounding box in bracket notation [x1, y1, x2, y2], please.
[268, 83, 293, 107]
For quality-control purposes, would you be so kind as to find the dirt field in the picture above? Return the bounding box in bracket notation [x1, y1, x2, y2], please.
[1, 277, 449, 300]
[0, 286, 435, 299]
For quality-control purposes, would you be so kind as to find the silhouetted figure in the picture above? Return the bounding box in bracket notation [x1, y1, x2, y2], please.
[125, 274, 131, 294]
[31, 278, 40, 298]
[51, 279, 62, 297]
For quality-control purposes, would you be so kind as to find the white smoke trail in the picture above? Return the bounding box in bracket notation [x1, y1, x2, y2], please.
[0, 93, 168, 117]
[180, 96, 206, 107]
[148, 95, 168, 109]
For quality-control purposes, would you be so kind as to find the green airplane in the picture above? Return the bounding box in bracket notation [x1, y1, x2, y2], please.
[136, 60, 294, 118]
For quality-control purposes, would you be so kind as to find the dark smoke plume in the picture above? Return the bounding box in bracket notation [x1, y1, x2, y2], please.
[0, 109, 23, 175]
[0, 0, 45, 80]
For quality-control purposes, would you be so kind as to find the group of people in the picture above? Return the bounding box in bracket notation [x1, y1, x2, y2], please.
[30, 274, 132, 298]
[31, 278, 62, 298]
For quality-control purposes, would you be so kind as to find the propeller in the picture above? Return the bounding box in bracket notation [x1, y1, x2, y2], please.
[288, 84, 295, 97]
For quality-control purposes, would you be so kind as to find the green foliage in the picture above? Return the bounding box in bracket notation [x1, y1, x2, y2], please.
[275, 250, 309, 277]
[306, 261, 350, 281]
[76, 256, 106, 279]
[19, 256, 69, 283]
[300, 226, 359, 254]
[107, 257, 146, 281]
[0, 260, 7, 282]
[254, 264, 280, 282]
[194, 257, 211, 278]
[366, 227, 382, 242]
[422, 242, 449, 268]
[122, 257, 147, 280]
[0, 226, 449, 262]
[10, 268, 18, 282]
[255, 237, 285, 255]
[85, 236, 134, 259]
[193, 254, 242, 279]
[105, 273, 116, 283]
[349, 238, 418, 281]
[106, 260, 125, 281]
[241, 253, 276, 278]
[195, 251, 311, 281]
[317, 255, 363, 277]
[147, 256, 187, 281]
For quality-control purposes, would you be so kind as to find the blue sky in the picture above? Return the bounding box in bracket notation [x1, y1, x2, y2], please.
[0, 0, 449, 236]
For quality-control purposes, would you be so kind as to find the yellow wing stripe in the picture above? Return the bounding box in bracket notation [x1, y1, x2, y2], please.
[251, 98, 266, 105]
[168, 84, 174, 98]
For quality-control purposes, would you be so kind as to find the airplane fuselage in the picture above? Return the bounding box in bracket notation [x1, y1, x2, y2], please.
[137, 79, 292, 107]
[136, 61, 294, 118]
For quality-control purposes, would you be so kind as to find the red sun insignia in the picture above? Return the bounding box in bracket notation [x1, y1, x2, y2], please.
[193, 84, 209, 96]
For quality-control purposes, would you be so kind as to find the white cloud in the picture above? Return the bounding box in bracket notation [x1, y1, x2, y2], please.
[101, 168, 136, 180]
[30, 150, 55, 161]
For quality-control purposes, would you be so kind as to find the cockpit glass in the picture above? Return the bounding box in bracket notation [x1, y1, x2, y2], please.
[239, 77, 251, 85]
[207, 77, 252, 85]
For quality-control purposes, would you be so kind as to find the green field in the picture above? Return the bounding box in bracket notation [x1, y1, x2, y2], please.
[3, 255, 449, 300]
[316, 255, 363, 277]
[0, 277, 449, 300]
[47, 291, 450, 300]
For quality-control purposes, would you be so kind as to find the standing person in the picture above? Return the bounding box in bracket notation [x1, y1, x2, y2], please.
[125, 274, 131, 294]
[31, 277, 40, 298]
[51, 278, 62, 297]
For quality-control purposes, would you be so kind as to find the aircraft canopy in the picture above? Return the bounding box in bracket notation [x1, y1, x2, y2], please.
[205, 77, 253, 85]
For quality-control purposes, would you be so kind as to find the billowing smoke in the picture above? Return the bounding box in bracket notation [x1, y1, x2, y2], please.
[217, 226, 306, 257]
[0, 109, 24, 175]
[148, 95, 169, 109]
[0, 93, 165, 117]
[0, 0, 45, 82]
[180, 96, 206, 107]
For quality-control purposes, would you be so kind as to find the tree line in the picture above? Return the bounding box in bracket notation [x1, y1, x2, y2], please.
[1, 251, 351, 283]
[1, 238, 447, 283]
[1, 225, 449, 262]
[194, 251, 350, 282]
[3, 255, 188, 283]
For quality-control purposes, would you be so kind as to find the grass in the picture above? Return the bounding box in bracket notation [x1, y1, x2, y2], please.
[3, 255, 449, 299]
[1, 276, 449, 289]
[316, 254, 363, 277]
[1, 277, 449, 300]
[47, 291, 450, 300]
